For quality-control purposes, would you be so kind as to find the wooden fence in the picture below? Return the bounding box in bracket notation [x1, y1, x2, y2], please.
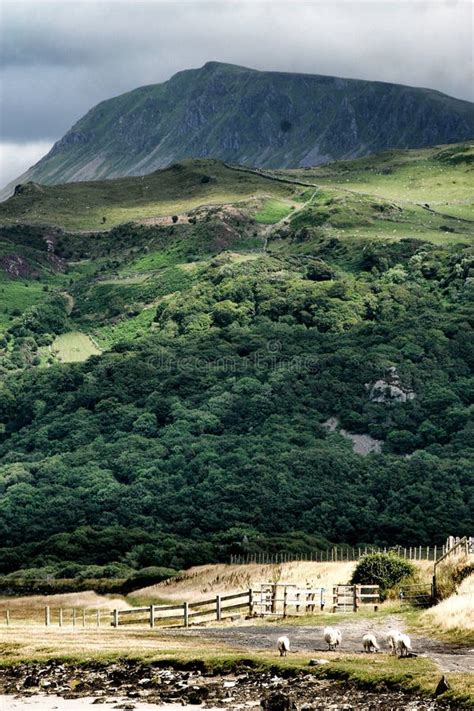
[111, 589, 253, 629]
[230, 543, 460, 565]
[0, 606, 105, 628]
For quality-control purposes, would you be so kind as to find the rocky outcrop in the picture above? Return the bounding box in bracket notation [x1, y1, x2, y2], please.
[367, 366, 415, 403]
[323, 417, 382, 455]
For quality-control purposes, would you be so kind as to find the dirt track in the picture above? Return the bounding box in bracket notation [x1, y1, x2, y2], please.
[182, 615, 474, 674]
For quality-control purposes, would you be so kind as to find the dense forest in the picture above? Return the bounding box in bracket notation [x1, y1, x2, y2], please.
[0, 148, 472, 577]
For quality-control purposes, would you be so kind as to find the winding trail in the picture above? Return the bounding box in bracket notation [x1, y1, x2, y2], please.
[261, 190, 318, 252]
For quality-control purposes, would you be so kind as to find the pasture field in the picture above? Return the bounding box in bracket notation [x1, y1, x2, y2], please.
[282, 142, 474, 220]
[52, 332, 102, 363]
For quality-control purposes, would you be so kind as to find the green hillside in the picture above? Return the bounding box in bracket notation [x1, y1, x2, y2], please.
[0, 144, 472, 577]
[4, 62, 473, 195]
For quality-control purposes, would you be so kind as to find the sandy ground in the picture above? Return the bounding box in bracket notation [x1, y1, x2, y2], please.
[0, 698, 187, 711]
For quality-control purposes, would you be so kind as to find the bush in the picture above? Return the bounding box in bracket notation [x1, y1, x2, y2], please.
[351, 553, 415, 597]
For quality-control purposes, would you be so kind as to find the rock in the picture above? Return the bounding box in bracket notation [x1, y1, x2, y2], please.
[308, 659, 330, 666]
[186, 685, 210, 704]
[366, 367, 415, 403]
[261, 691, 297, 711]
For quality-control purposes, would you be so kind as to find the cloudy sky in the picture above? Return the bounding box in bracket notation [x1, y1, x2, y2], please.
[1, 0, 472, 187]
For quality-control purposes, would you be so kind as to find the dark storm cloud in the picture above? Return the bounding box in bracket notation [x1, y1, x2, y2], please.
[0, 0, 472, 184]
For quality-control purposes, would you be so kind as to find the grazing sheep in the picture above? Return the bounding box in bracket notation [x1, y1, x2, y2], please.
[386, 629, 402, 655]
[277, 635, 290, 656]
[396, 633, 413, 657]
[323, 626, 342, 651]
[362, 633, 379, 653]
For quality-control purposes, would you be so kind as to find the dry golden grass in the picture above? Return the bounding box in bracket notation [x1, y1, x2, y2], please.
[422, 574, 474, 635]
[134, 561, 357, 602]
[0, 591, 131, 626]
[135, 559, 435, 603]
[0, 591, 131, 611]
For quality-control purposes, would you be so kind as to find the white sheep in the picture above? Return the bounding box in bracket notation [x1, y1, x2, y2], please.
[386, 629, 402, 655]
[323, 626, 342, 651]
[277, 635, 290, 656]
[396, 633, 413, 657]
[362, 633, 379, 653]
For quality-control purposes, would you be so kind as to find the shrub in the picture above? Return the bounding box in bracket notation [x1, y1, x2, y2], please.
[351, 553, 415, 597]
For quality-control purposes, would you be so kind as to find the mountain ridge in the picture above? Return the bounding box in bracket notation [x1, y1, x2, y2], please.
[3, 62, 473, 198]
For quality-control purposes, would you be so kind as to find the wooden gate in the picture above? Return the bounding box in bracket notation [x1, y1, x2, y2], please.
[253, 583, 326, 617]
[332, 584, 379, 612]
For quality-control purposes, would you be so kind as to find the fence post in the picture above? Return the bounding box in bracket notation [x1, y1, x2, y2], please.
[82, 609, 86, 628]
[434, 545, 437, 561]
[320, 587, 325, 610]
[45, 606, 50, 627]
[72, 608, 76, 627]
[269, 583, 276, 614]
[216, 595, 221, 622]
[112, 609, 119, 628]
[183, 602, 189, 628]
[248, 588, 254, 617]
[96, 610, 100, 628]
[149, 605, 155, 629]
[5, 609, 10, 626]
[59, 608, 63, 627]
[353, 586, 359, 612]
[419, 546, 422, 560]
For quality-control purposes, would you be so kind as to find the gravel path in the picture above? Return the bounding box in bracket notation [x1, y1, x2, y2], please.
[182, 615, 474, 673]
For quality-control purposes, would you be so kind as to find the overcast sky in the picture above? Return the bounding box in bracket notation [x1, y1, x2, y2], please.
[1, 0, 472, 187]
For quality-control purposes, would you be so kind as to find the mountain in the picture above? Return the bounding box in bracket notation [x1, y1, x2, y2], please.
[4, 62, 474, 196]
[0, 144, 472, 575]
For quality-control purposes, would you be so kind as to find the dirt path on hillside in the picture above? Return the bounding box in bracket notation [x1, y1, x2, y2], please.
[262, 190, 318, 251]
[181, 616, 474, 674]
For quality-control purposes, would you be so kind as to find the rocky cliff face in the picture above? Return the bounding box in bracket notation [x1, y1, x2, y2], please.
[5, 62, 474, 193]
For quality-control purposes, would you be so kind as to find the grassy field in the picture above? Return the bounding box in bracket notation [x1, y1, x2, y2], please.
[0, 280, 48, 331]
[282, 142, 474, 221]
[0, 160, 300, 230]
[52, 331, 102, 363]
[254, 198, 296, 224]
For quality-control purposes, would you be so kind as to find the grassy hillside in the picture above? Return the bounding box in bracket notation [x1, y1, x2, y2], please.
[0, 160, 300, 230]
[0, 144, 472, 577]
[5, 62, 473, 194]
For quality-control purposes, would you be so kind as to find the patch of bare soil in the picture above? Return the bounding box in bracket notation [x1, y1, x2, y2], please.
[182, 616, 474, 674]
[0, 660, 458, 710]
